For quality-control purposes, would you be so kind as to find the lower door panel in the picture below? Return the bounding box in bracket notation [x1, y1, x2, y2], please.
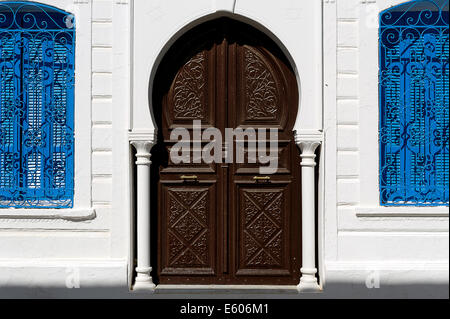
[231, 180, 300, 285]
[158, 181, 217, 284]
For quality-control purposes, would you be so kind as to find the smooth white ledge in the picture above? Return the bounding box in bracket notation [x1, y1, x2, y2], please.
[154, 285, 301, 295]
[356, 207, 449, 218]
[325, 261, 450, 271]
[0, 208, 96, 222]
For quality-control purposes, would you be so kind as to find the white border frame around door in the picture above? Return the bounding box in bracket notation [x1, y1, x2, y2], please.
[129, 0, 325, 293]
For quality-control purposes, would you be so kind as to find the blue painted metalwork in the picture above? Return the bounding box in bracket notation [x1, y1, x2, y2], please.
[0, 2, 75, 208]
[379, 0, 449, 206]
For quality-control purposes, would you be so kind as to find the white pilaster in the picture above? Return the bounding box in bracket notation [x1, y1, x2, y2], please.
[130, 133, 157, 292]
[295, 131, 323, 292]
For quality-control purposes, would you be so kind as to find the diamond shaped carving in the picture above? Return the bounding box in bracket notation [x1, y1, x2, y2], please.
[167, 188, 209, 267]
[249, 214, 278, 244]
[242, 189, 284, 267]
[173, 214, 203, 242]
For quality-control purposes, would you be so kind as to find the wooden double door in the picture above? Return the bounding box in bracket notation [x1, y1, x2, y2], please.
[154, 18, 301, 285]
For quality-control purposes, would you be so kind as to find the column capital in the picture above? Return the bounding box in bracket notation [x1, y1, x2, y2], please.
[294, 130, 323, 167]
[129, 130, 157, 166]
[296, 140, 321, 155]
[294, 130, 323, 153]
[130, 140, 155, 154]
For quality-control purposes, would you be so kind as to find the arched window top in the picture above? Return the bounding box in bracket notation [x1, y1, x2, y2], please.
[0, 1, 75, 31]
[380, 0, 449, 27]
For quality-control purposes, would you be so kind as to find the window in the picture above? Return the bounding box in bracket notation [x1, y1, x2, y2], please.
[379, 0, 449, 206]
[0, 2, 75, 208]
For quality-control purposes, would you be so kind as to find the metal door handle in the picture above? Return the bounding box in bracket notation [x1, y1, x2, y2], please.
[253, 176, 271, 182]
[180, 175, 198, 182]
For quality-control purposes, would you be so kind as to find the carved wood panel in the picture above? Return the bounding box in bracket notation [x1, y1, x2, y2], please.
[233, 45, 291, 130]
[159, 183, 216, 277]
[244, 48, 279, 121]
[233, 183, 296, 281]
[164, 46, 217, 130]
[172, 52, 207, 120]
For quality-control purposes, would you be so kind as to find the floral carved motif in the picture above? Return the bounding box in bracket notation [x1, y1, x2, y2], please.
[244, 48, 279, 120]
[173, 52, 206, 119]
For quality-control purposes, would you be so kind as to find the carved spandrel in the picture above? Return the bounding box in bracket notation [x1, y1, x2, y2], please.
[244, 48, 279, 121]
[172, 52, 207, 120]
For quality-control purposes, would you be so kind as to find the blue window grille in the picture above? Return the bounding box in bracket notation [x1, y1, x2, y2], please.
[0, 2, 75, 208]
[379, 0, 449, 206]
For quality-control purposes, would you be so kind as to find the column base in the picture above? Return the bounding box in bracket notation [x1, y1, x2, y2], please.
[297, 268, 321, 293]
[297, 278, 321, 293]
[132, 274, 156, 293]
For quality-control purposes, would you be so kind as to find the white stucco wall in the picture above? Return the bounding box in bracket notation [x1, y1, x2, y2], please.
[330, 0, 448, 269]
[0, 0, 448, 298]
[0, 0, 130, 293]
[322, 0, 448, 297]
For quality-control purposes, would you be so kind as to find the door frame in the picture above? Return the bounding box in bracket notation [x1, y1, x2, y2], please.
[129, 0, 325, 293]
[153, 19, 302, 284]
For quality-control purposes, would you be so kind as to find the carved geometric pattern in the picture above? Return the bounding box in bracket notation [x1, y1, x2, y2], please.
[173, 51, 206, 119]
[244, 48, 279, 120]
[167, 189, 209, 267]
[251, 250, 278, 267]
[173, 214, 203, 242]
[250, 214, 278, 244]
[242, 190, 284, 267]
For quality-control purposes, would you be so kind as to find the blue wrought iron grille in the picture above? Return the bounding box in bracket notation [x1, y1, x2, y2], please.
[0, 2, 75, 208]
[379, 0, 449, 206]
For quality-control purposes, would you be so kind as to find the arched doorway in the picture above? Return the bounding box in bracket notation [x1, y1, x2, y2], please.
[151, 18, 301, 285]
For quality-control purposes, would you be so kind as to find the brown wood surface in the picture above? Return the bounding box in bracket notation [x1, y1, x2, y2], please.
[153, 18, 301, 285]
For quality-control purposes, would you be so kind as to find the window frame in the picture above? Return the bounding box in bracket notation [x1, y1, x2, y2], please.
[0, 0, 92, 213]
[353, 0, 449, 216]
[378, 0, 449, 207]
[0, 1, 76, 208]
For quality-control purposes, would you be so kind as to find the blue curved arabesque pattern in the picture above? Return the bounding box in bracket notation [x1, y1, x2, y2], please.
[379, 0, 449, 206]
[0, 2, 75, 208]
